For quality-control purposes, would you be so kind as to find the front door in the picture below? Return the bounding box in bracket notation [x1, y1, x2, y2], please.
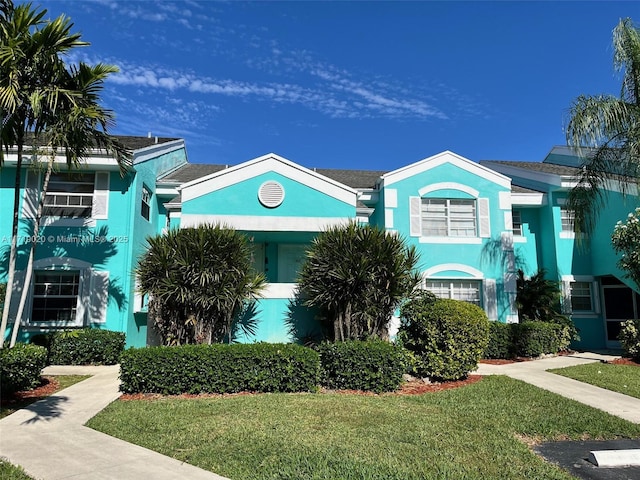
[601, 276, 639, 348]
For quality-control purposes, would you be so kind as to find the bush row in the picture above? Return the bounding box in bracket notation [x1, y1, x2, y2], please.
[0, 343, 47, 394]
[31, 328, 125, 365]
[120, 340, 408, 394]
[484, 321, 571, 359]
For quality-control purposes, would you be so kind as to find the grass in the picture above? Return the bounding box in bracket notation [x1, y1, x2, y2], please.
[0, 460, 32, 480]
[0, 375, 89, 419]
[88, 376, 640, 480]
[549, 362, 640, 399]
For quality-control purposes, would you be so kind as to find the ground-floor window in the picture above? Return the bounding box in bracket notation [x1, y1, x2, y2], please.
[31, 271, 80, 323]
[570, 281, 594, 312]
[425, 279, 481, 306]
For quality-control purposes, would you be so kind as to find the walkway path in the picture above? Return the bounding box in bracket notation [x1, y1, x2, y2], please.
[475, 352, 640, 424]
[0, 365, 229, 480]
[1, 353, 639, 479]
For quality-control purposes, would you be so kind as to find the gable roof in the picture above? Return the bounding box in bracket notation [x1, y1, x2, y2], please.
[480, 160, 580, 177]
[179, 153, 357, 206]
[381, 151, 511, 189]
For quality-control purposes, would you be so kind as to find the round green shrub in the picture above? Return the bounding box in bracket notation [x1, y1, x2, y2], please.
[398, 296, 489, 381]
[619, 319, 640, 361]
[0, 343, 47, 394]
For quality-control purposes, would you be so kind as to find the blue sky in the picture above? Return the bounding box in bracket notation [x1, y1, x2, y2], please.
[37, 0, 640, 171]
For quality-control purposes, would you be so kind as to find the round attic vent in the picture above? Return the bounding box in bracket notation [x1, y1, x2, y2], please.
[258, 181, 285, 208]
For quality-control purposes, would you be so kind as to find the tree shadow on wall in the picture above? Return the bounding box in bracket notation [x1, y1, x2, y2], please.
[284, 295, 329, 346]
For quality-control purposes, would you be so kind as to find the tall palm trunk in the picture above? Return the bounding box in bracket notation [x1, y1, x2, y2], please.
[9, 156, 54, 347]
[0, 140, 23, 347]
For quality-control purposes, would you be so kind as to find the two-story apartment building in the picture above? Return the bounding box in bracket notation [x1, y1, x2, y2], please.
[1, 138, 637, 349]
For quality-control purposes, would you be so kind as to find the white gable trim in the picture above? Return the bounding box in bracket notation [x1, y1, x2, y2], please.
[418, 182, 479, 198]
[423, 263, 484, 279]
[180, 153, 357, 206]
[381, 151, 511, 189]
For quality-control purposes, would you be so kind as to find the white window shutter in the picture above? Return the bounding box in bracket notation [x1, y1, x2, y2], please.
[409, 196, 421, 237]
[22, 169, 40, 219]
[478, 198, 490, 237]
[89, 270, 109, 324]
[561, 280, 572, 314]
[8, 270, 27, 325]
[92, 172, 110, 219]
[483, 278, 498, 320]
[592, 281, 601, 314]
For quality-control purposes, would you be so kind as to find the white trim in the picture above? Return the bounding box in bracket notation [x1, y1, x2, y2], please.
[423, 263, 484, 279]
[180, 153, 357, 206]
[513, 236, 527, 243]
[511, 192, 546, 206]
[506, 314, 519, 324]
[418, 182, 479, 198]
[504, 211, 513, 230]
[482, 162, 562, 188]
[357, 189, 378, 203]
[33, 257, 92, 270]
[384, 188, 397, 208]
[133, 139, 186, 165]
[381, 151, 511, 188]
[385, 209, 394, 228]
[498, 191, 512, 210]
[262, 283, 297, 299]
[419, 237, 482, 244]
[180, 214, 351, 232]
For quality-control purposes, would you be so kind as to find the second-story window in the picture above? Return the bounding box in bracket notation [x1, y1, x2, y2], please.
[560, 207, 575, 233]
[141, 186, 151, 221]
[44, 173, 95, 218]
[422, 199, 477, 237]
[512, 210, 523, 236]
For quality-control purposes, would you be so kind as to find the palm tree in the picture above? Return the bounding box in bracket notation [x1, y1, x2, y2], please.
[297, 222, 421, 341]
[0, 1, 130, 345]
[136, 224, 266, 345]
[515, 269, 565, 322]
[8, 63, 131, 347]
[565, 17, 640, 234]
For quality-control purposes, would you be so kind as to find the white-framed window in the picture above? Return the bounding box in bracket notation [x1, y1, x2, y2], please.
[560, 207, 575, 233]
[422, 199, 476, 237]
[512, 209, 522, 236]
[141, 185, 151, 221]
[570, 281, 593, 312]
[425, 279, 482, 306]
[44, 173, 94, 217]
[31, 271, 80, 323]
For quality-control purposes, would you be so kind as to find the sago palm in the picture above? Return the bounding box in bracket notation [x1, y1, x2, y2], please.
[136, 224, 266, 345]
[297, 222, 421, 341]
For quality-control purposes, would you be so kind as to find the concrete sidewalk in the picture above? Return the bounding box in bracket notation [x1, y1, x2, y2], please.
[0, 365, 229, 480]
[475, 352, 640, 424]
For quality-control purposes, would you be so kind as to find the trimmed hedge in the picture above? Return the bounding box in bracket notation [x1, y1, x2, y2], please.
[484, 321, 514, 359]
[119, 343, 320, 394]
[619, 319, 640, 361]
[0, 343, 47, 394]
[512, 322, 564, 357]
[484, 321, 571, 359]
[47, 329, 125, 365]
[317, 340, 406, 393]
[399, 297, 490, 381]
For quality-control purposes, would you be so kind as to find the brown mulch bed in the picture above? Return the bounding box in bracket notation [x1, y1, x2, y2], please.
[609, 357, 640, 367]
[120, 375, 483, 401]
[0, 376, 60, 406]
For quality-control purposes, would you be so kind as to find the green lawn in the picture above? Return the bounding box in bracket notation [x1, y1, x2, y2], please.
[0, 460, 32, 480]
[88, 376, 640, 480]
[0, 375, 89, 419]
[549, 362, 640, 399]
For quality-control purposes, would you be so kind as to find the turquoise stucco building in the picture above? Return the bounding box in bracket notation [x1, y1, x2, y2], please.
[1, 138, 637, 349]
